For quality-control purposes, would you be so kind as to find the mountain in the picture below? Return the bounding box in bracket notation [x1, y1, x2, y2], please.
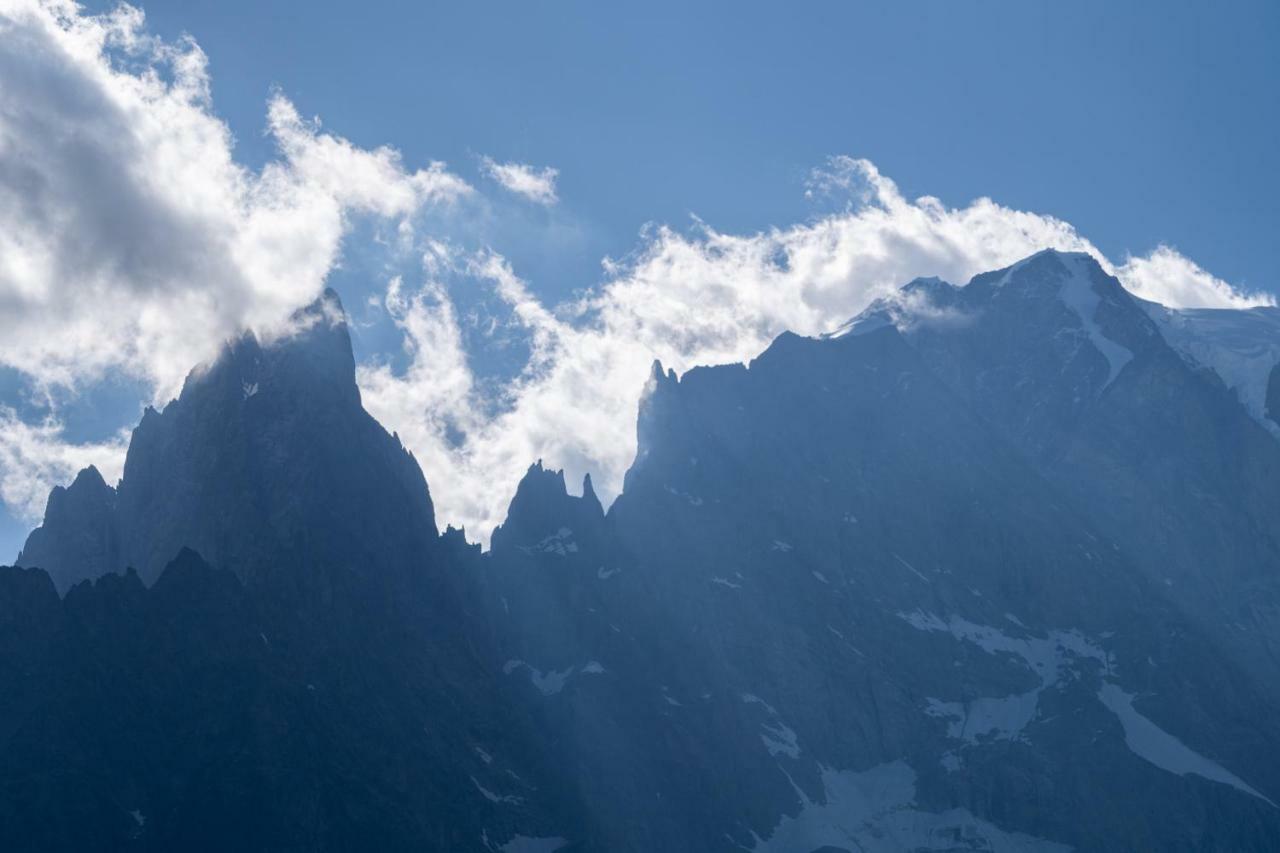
[480, 257, 1280, 849]
[847, 252, 1280, 696]
[6, 253, 1280, 851]
[18, 290, 439, 593]
[17, 465, 119, 594]
[5, 291, 574, 852]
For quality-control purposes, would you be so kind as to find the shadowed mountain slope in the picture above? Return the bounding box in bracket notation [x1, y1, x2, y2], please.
[7, 253, 1280, 851]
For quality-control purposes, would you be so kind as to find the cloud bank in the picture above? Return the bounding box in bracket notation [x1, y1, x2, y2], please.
[360, 158, 1273, 543]
[0, 0, 468, 400]
[0, 5, 1273, 541]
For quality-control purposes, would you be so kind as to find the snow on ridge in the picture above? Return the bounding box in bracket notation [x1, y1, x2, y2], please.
[1145, 303, 1280, 436]
[1058, 254, 1133, 387]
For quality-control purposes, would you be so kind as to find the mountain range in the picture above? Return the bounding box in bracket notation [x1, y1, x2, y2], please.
[4, 249, 1280, 851]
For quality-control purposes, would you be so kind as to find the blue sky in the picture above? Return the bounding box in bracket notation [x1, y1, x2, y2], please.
[1, 0, 1277, 560]
[106, 0, 1278, 297]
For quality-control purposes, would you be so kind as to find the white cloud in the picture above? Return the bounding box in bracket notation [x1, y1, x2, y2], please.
[359, 157, 1274, 544]
[0, 407, 128, 521]
[0, 0, 469, 401]
[479, 156, 559, 205]
[0, 5, 1268, 543]
[1117, 244, 1272, 309]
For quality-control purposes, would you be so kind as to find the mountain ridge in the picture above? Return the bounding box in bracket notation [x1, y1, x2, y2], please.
[7, 249, 1280, 851]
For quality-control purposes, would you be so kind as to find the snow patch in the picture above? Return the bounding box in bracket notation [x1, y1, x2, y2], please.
[1058, 255, 1133, 387]
[472, 776, 522, 805]
[750, 761, 1069, 852]
[761, 720, 800, 758]
[1098, 683, 1275, 807]
[665, 485, 704, 506]
[925, 692, 1041, 745]
[898, 610, 1272, 805]
[502, 659, 605, 695]
[520, 527, 578, 556]
[898, 610, 1112, 746]
[743, 694, 801, 759]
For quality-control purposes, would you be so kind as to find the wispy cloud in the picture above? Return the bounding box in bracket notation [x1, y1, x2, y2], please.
[359, 158, 1274, 544]
[0, 408, 128, 522]
[479, 156, 559, 205]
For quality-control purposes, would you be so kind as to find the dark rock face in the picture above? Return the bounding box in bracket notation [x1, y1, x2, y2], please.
[6, 252, 1280, 851]
[1267, 361, 1280, 427]
[481, 306, 1280, 850]
[864, 252, 1280, 697]
[17, 466, 119, 594]
[19, 290, 438, 592]
[5, 292, 573, 853]
[0, 550, 566, 853]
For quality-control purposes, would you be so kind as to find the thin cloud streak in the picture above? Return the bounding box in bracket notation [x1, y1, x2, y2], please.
[479, 156, 560, 205]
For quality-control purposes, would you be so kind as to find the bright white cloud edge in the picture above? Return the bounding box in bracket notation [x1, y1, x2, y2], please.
[359, 157, 1274, 545]
[0, 4, 1273, 548]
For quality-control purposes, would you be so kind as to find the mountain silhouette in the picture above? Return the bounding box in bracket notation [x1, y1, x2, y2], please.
[7, 254, 1280, 851]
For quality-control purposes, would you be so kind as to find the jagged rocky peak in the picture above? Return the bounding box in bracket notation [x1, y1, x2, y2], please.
[41, 465, 116, 523]
[830, 275, 963, 339]
[835, 249, 1161, 395]
[17, 464, 120, 595]
[178, 286, 360, 411]
[645, 358, 679, 390]
[900, 274, 958, 300]
[490, 460, 604, 554]
[19, 285, 439, 590]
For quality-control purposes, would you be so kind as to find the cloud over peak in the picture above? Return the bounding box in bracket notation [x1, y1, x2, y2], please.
[0, 0, 470, 401]
[0, 3, 1272, 544]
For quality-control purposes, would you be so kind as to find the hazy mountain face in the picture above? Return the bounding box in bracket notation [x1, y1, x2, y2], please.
[5, 251, 1280, 851]
[18, 290, 439, 593]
